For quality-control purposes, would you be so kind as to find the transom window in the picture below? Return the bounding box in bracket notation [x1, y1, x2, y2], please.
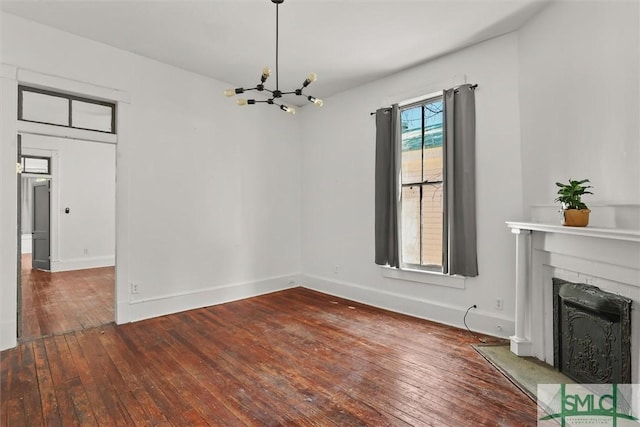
[18, 86, 116, 134]
[21, 155, 51, 175]
[400, 96, 444, 271]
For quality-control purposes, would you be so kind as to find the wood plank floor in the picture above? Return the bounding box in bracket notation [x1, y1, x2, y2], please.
[2, 287, 537, 426]
[20, 254, 114, 341]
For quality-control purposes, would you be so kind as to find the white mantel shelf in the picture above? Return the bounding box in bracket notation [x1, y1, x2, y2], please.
[506, 221, 640, 243]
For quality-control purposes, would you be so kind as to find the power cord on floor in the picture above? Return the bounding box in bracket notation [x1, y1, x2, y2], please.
[464, 304, 486, 343]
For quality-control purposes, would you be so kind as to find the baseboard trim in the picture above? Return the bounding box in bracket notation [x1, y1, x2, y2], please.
[299, 274, 514, 339]
[51, 256, 115, 272]
[128, 273, 302, 323]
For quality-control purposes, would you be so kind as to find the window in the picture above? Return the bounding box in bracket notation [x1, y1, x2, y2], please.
[400, 96, 444, 271]
[375, 84, 476, 277]
[18, 86, 116, 134]
[21, 155, 50, 175]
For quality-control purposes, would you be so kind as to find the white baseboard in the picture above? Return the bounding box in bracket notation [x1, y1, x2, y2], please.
[51, 255, 115, 272]
[127, 273, 302, 323]
[0, 319, 17, 351]
[299, 274, 515, 340]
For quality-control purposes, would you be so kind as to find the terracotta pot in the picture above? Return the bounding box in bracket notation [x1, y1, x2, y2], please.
[563, 209, 590, 227]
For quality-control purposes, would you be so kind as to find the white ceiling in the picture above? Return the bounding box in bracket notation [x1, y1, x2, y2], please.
[1, 0, 550, 104]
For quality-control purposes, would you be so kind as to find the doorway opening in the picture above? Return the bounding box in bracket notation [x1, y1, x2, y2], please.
[18, 133, 116, 341]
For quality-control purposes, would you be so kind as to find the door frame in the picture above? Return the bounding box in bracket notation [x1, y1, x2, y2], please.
[20, 146, 58, 272]
[1, 64, 132, 350]
[16, 133, 116, 339]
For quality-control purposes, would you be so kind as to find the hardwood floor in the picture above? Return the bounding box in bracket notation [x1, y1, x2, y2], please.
[20, 254, 114, 341]
[2, 287, 537, 426]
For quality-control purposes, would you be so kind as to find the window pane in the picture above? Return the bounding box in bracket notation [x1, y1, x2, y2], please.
[421, 183, 443, 268]
[401, 106, 422, 184]
[21, 91, 69, 126]
[401, 186, 421, 265]
[71, 100, 113, 132]
[22, 157, 50, 174]
[423, 101, 443, 182]
[399, 96, 445, 271]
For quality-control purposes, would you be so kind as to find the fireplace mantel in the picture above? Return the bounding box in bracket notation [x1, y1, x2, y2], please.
[505, 221, 640, 383]
[507, 222, 640, 243]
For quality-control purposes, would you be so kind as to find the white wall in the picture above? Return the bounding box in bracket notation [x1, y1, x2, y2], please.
[21, 234, 31, 254]
[0, 12, 302, 350]
[22, 134, 116, 271]
[300, 33, 524, 338]
[518, 1, 640, 217]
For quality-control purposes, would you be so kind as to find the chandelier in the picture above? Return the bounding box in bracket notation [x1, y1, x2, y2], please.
[224, 0, 323, 114]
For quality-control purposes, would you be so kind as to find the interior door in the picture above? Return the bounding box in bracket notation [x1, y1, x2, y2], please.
[32, 180, 51, 271]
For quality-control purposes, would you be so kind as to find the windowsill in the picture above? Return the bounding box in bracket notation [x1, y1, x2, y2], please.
[379, 266, 466, 289]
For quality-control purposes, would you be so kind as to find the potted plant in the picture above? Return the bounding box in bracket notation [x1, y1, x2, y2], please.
[555, 179, 593, 227]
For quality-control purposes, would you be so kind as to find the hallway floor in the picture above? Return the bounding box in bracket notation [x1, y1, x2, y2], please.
[20, 254, 114, 341]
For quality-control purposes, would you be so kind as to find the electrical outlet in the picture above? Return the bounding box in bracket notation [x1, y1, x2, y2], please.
[495, 298, 503, 310]
[130, 283, 140, 294]
[334, 265, 339, 275]
[83, 248, 89, 255]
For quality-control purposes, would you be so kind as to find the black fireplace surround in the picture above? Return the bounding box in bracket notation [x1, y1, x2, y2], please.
[553, 278, 632, 384]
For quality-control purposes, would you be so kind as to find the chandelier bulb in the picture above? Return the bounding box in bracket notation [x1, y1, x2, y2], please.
[280, 105, 296, 114]
[261, 67, 271, 83]
[308, 96, 324, 107]
[302, 72, 318, 88]
[236, 99, 248, 106]
[226, 88, 244, 97]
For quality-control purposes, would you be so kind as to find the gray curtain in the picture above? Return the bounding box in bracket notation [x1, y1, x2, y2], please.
[443, 84, 478, 276]
[374, 105, 400, 268]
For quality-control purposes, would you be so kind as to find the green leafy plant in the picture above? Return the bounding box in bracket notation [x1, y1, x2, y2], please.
[554, 179, 593, 210]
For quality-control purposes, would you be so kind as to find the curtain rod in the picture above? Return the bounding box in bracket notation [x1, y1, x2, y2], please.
[369, 84, 478, 115]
